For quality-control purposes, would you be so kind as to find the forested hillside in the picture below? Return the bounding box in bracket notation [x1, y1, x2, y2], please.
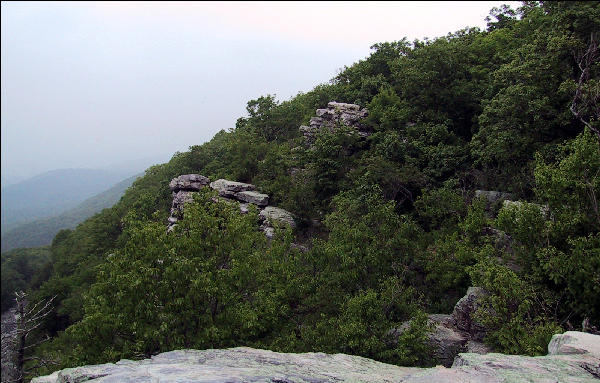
[5, 2, 598, 380]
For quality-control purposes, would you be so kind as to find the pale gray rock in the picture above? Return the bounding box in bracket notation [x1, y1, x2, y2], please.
[261, 225, 275, 239]
[300, 101, 370, 146]
[32, 347, 419, 383]
[259, 206, 296, 228]
[210, 179, 256, 193]
[235, 191, 269, 207]
[170, 190, 197, 218]
[328, 101, 361, 111]
[239, 203, 250, 214]
[169, 174, 210, 191]
[548, 331, 600, 356]
[391, 288, 492, 367]
[1, 309, 18, 383]
[474, 190, 514, 205]
[32, 332, 600, 383]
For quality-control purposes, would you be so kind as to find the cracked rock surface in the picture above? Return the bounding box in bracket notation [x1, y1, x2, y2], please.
[32, 331, 600, 383]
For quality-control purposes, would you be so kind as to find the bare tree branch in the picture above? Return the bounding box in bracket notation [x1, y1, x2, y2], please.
[571, 32, 600, 142]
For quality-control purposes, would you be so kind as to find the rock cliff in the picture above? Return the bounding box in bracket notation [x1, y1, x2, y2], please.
[299, 101, 370, 147]
[168, 174, 295, 238]
[32, 331, 600, 382]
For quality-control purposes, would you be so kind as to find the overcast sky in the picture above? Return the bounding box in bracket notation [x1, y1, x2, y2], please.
[1, 1, 520, 182]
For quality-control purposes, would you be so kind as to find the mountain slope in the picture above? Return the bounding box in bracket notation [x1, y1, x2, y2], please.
[0, 175, 140, 252]
[1, 169, 134, 231]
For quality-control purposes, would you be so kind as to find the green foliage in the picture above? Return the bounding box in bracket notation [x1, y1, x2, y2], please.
[63, 190, 296, 363]
[534, 129, 600, 236]
[414, 182, 467, 232]
[11, 2, 600, 373]
[1, 247, 50, 312]
[469, 258, 562, 355]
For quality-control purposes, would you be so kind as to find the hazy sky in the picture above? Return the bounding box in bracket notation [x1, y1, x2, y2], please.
[1, 1, 520, 180]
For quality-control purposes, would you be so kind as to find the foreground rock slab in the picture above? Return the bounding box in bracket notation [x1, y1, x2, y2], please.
[31, 347, 418, 383]
[32, 331, 600, 383]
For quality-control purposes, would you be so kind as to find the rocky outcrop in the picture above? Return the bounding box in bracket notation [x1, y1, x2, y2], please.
[168, 175, 295, 238]
[32, 331, 600, 383]
[300, 101, 370, 146]
[391, 287, 491, 367]
[169, 174, 210, 191]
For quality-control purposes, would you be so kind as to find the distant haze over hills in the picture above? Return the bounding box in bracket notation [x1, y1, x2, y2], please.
[1, 154, 170, 232]
[1, 174, 140, 252]
[1, 169, 131, 230]
[0, 153, 171, 188]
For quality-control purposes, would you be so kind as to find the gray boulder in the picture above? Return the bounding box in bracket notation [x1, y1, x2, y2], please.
[210, 179, 256, 194]
[502, 199, 550, 217]
[548, 331, 600, 356]
[31, 347, 419, 383]
[169, 174, 210, 191]
[170, 190, 197, 218]
[259, 206, 296, 228]
[300, 101, 370, 146]
[235, 191, 269, 207]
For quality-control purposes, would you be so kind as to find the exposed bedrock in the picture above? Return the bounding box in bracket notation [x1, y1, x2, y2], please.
[299, 101, 370, 147]
[32, 331, 600, 383]
[167, 174, 295, 238]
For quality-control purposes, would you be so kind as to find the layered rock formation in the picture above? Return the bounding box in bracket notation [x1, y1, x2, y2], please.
[32, 331, 600, 383]
[168, 175, 295, 238]
[299, 101, 370, 146]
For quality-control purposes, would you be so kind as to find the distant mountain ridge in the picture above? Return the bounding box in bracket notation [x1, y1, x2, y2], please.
[1, 169, 135, 231]
[1, 174, 140, 253]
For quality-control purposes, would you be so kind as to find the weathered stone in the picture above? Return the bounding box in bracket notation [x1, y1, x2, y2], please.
[32, 347, 419, 383]
[465, 340, 493, 354]
[474, 190, 514, 205]
[261, 225, 275, 239]
[209, 179, 256, 193]
[548, 331, 600, 356]
[239, 203, 250, 214]
[169, 174, 210, 191]
[426, 314, 469, 367]
[1, 309, 18, 383]
[235, 191, 269, 207]
[259, 206, 296, 228]
[170, 190, 197, 218]
[300, 101, 370, 147]
[328, 101, 361, 111]
[452, 287, 488, 341]
[33, 332, 600, 383]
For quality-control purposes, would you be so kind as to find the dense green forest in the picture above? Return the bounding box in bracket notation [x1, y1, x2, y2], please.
[3, 2, 598, 379]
